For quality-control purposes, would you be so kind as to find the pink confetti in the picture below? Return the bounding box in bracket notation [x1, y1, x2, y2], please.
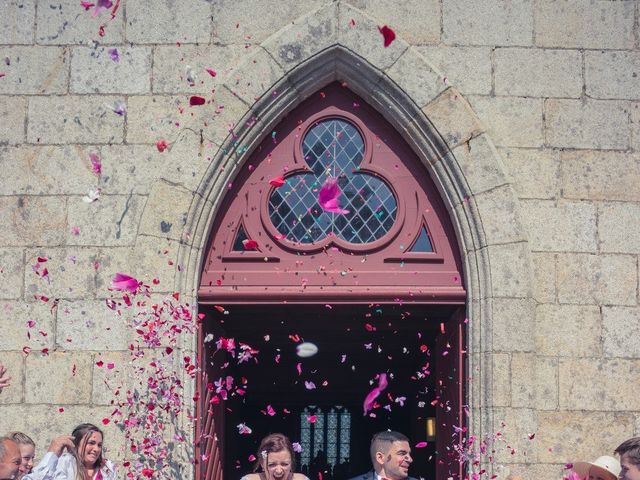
[292, 442, 302, 453]
[108, 48, 119, 62]
[189, 95, 206, 106]
[318, 177, 350, 214]
[363, 373, 388, 415]
[205, 68, 217, 77]
[415, 441, 428, 448]
[89, 152, 101, 175]
[111, 272, 140, 293]
[269, 176, 285, 188]
[80, 1, 94, 10]
[242, 239, 259, 250]
[156, 140, 168, 152]
[378, 25, 396, 47]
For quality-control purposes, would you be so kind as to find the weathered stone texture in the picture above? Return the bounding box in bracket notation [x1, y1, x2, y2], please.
[535, 304, 601, 357]
[57, 300, 130, 350]
[0, 196, 67, 246]
[521, 200, 597, 252]
[70, 46, 151, 94]
[632, 102, 640, 152]
[67, 195, 146, 246]
[126, 0, 212, 44]
[0, 351, 24, 404]
[0, 249, 24, 299]
[138, 184, 194, 241]
[603, 306, 640, 358]
[386, 48, 444, 109]
[0, 46, 68, 94]
[0, 301, 56, 351]
[416, 46, 491, 95]
[485, 243, 533, 298]
[424, 89, 484, 149]
[561, 151, 640, 202]
[443, 0, 533, 46]
[491, 407, 537, 463]
[469, 96, 543, 148]
[511, 354, 557, 409]
[559, 358, 640, 410]
[152, 45, 242, 94]
[0, 145, 97, 195]
[499, 147, 559, 200]
[556, 254, 637, 306]
[474, 186, 525, 245]
[534, 0, 635, 49]
[545, 99, 629, 150]
[494, 48, 581, 98]
[92, 351, 132, 405]
[586, 51, 640, 100]
[531, 252, 556, 304]
[28, 96, 125, 144]
[492, 298, 535, 352]
[538, 411, 635, 463]
[36, 0, 124, 44]
[25, 351, 93, 404]
[450, 135, 507, 195]
[599, 202, 640, 253]
[0, 1, 35, 44]
[492, 353, 511, 406]
[0, 97, 26, 145]
[25, 248, 97, 300]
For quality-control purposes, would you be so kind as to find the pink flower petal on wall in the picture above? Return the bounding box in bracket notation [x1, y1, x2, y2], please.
[156, 140, 168, 152]
[111, 272, 140, 293]
[318, 177, 350, 215]
[269, 176, 285, 188]
[242, 239, 259, 250]
[80, 1, 95, 10]
[363, 372, 388, 415]
[89, 152, 102, 175]
[378, 25, 396, 47]
[189, 95, 206, 106]
[205, 68, 217, 77]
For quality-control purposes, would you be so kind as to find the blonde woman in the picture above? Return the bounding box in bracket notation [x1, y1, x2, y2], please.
[6, 432, 35, 479]
[24, 423, 116, 480]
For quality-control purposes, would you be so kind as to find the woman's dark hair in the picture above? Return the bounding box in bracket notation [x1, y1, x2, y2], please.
[252, 433, 296, 473]
[71, 423, 105, 480]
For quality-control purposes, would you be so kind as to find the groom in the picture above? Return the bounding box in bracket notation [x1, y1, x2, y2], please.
[348, 431, 416, 480]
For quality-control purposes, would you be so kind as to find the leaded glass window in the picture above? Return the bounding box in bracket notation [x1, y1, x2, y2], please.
[269, 119, 397, 244]
[299, 405, 351, 473]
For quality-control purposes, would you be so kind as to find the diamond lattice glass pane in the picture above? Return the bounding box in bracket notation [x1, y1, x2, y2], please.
[300, 412, 311, 466]
[326, 410, 338, 465]
[313, 412, 325, 457]
[269, 119, 397, 244]
[339, 411, 350, 462]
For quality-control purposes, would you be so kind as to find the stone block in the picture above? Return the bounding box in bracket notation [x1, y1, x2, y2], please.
[127, 236, 181, 289]
[492, 353, 511, 407]
[561, 151, 640, 202]
[337, 2, 409, 71]
[474, 186, 525, 245]
[557, 254, 637, 306]
[36, 0, 124, 44]
[632, 102, 640, 152]
[138, 183, 194, 241]
[0, 145, 97, 195]
[535, 304, 601, 357]
[25, 248, 97, 300]
[100, 135, 207, 194]
[491, 407, 537, 464]
[492, 298, 535, 352]
[499, 147, 559, 200]
[27, 95, 125, 144]
[0, 1, 35, 44]
[25, 351, 92, 404]
[0, 46, 68, 94]
[559, 358, 640, 410]
[603, 306, 640, 358]
[67, 194, 146, 246]
[212, 0, 326, 45]
[348, 0, 440, 43]
[531, 252, 556, 303]
[0, 97, 26, 145]
[495, 47, 581, 98]
[545, 99, 629, 150]
[200, 87, 253, 147]
[57, 300, 130, 350]
[586, 51, 640, 100]
[424, 89, 484, 149]
[537, 411, 634, 463]
[126, 0, 211, 44]
[0, 248, 24, 299]
[599, 202, 640, 253]
[468, 95, 543, 148]
[152, 45, 242, 94]
[486, 243, 534, 298]
[511, 353, 557, 409]
[92, 351, 133, 405]
[225, 47, 285, 106]
[443, 0, 533, 46]
[0, 196, 67, 246]
[385, 47, 445, 109]
[262, 3, 337, 69]
[0, 300, 55, 351]
[520, 200, 597, 252]
[416, 46, 491, 95]
[70, 46, 151, 94]
[534, 0, 634, 49]
[0, 351, 24, 404]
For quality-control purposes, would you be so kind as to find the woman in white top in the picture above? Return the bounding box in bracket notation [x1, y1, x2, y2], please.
[24, 423, 116, 480]
[240, 433, 309, 480]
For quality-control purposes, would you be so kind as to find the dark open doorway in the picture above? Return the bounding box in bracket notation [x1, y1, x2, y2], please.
[198, 303, 465, 480]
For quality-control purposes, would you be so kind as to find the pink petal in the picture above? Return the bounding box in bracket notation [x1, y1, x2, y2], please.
[205, 68, 217, 77]
[156, 140, 168, 152]
[378, 25, 396, 47]
[269, 176, 285, 187]
[363, 373, 388, 415]
[111, 272, 140, 293]
[189, 95, 206, 106]
[242, 239, 259, 250]
[415, 441, 428, 448]
[318, 177, 350, 215]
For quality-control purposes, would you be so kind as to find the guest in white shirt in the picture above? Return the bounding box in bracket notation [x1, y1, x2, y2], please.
[23, 424, 116, 480]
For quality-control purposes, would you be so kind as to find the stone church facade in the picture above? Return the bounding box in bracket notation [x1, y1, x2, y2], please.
[0, 1, 638, 479]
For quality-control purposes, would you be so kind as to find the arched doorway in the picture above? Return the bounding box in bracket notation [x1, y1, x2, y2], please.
[196, 83, 466, 480]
